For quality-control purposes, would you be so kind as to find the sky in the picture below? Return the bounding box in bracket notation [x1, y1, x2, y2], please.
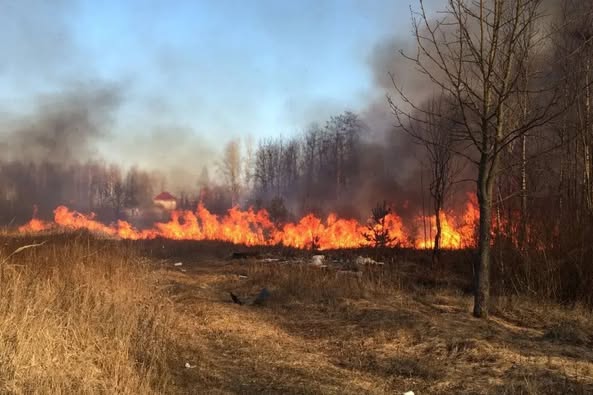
[0, 0, 439, 170]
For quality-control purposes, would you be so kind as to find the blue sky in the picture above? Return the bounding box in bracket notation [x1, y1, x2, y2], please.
[0, 0, 439, 174]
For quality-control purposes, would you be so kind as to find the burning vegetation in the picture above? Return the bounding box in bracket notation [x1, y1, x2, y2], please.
[1, 0, 592, 320]
[2, 0, 593, 393]
[18, 197, 479, 250]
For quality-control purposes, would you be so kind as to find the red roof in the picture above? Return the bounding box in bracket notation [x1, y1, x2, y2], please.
[154, 192, 176, 201]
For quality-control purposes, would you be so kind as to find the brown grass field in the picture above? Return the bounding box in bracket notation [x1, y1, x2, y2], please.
[0, 232, 591, 394]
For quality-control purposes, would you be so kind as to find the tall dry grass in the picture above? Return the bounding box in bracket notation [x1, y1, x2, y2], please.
[239, 261, 403, 304]
[0, 234, 172, 394]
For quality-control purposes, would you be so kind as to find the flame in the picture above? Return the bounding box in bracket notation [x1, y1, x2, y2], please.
[18, 197, 481, 250]
[18, 205, 51, 233]
[54, 206, 117, 236]
[415, 194, 478, 249]
[18, 218, 51, 233]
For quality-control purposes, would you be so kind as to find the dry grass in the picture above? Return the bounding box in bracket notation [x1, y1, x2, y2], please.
[0, 234, 173, 394]
[1, 234, 592, 394]
[161, 254, 593, 394]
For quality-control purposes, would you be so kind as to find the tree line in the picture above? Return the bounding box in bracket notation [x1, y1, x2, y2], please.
[0, 161, 160, 224]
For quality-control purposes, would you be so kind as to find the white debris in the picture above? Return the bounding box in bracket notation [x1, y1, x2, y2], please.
[310, 255, 326, 266]
[174, 262, 183, 267]
[262, 258, 280, 262]
[403, 392, 414, 395]
[184, 362, 196, 369]
[355, 256, 384, 266]
[238, 275, 248, 279]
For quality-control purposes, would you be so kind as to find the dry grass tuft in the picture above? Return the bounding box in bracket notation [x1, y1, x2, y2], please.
[0, 234, 173, 393]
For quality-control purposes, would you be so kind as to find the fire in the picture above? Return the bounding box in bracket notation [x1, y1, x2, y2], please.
[18, 197, 480, 250]
[18, 218, 51, 233]
[18, 205, 51, 233]
[415, 196, 478, 249]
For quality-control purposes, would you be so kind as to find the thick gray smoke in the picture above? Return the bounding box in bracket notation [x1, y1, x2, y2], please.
[0, 0, 216, 193]
[357, 0, 565, 214]
[0, 85, 121, 164]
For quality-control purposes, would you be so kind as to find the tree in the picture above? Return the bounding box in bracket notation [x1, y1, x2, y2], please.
[107, 165, 125, 220]
[363, 201, 397, 248]
[390, 0, 558, 317]
[243, 134, 255, 193]
[422, 98, 461, 265]
[220, 139, 242, 206]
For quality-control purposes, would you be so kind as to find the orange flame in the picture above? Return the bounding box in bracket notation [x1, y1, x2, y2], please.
[18, 197, 480, 250]
[18, 205, 51, 233]
[415, 194, 478, 249]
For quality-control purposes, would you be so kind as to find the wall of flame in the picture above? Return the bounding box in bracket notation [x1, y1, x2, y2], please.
[18, 198, 479, 250]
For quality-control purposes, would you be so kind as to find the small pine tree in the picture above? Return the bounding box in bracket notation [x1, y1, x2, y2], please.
[363, 201, 396, 248]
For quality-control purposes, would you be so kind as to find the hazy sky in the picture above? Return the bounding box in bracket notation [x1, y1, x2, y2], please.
[0, 0, 439, 168]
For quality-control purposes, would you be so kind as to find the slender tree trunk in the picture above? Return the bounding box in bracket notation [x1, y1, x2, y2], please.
[520, 133, 528, 247]
[584, 59, 593, 215]
[474, 158, 494, 318]
[421, 164, 428, 248]
[433, 203, 442, 267]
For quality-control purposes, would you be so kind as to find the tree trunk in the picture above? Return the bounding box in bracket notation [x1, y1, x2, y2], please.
[433, 204, 442, 267]
[520, 133, 528, 248]
[474, 161, 494, 318]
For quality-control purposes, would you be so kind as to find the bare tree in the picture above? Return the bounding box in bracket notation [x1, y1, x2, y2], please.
[390, 0, 558, 317]
[421, 97, 461, 265]
[243, 134, 255, 193]
[220, 139, 242, 206]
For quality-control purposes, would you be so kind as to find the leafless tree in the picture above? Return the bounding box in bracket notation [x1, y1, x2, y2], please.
[419, 97, 463, 265]
[389, 0, 559, 317]
[219, 139, 242, 206]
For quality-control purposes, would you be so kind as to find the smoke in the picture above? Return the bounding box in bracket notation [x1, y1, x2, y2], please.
[0, 0, 568, 226]
[106, 125, 216, 192]
[355, 0, 565, 216]
[0, 84, 121, 164]
[0, 0, 221, 196]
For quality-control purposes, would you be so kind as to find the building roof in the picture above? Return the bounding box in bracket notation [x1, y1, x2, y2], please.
[154, 191, 176, 201]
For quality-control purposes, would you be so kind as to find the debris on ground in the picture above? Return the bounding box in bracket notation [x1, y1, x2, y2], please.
[310, 255, 326, 266]
[173, 262, 183, 266]
[238, 274, 248, 279]
[230, 292, 243, 305]
[355, 256, 384, 266]
[230, 288, 271, 306]
[252, 287, 271, 306]
[184, 362, 196, 369]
